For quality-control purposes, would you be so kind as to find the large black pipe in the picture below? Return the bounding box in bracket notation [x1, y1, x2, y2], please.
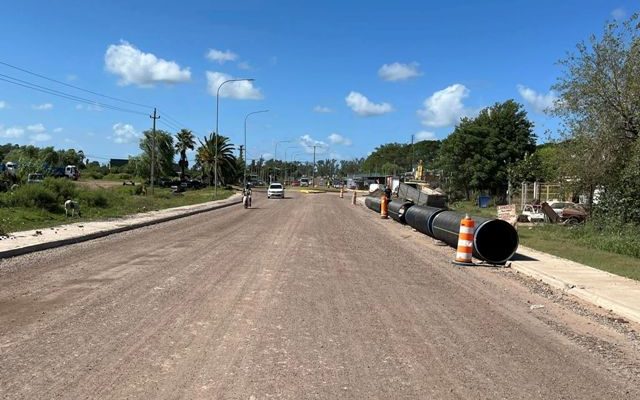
[405, 205, 447, 236]
[431, 211, 519, 264]
[388, 200, 414, 224]
[365, 196, 382, 213]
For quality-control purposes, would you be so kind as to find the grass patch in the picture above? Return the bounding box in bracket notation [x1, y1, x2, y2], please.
[0, 185, 234, 233]
[518, 224, 640, 281]
[449, 200, 499, 218]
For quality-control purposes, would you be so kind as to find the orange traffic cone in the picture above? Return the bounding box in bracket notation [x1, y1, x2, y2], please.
[453, 214, 475, 266]
[352, 190, 357, 205]
[340, 187, 344, 198]
[380, 194, 389, 219]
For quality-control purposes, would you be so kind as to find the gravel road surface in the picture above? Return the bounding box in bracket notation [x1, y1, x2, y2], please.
[1, 192, 638, 399]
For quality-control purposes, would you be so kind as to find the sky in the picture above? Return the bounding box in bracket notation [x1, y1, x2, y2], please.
[0, 0, 636, 165]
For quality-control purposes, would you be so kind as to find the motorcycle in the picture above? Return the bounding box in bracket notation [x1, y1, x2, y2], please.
[243, 189, 252, 209]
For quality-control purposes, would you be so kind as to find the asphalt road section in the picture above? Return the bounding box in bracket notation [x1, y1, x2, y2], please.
[1, 192, 639, 399]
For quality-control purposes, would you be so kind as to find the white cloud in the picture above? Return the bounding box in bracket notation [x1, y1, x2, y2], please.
[206, 71, 263, 100]
[0, 101, 7, 109]
[345, 91, 393, 117]
[105, 40, 191, 86]
[418, 84, 470, 127]
[206, 49, 238, 64]
[299, 134, 329, 154]
[517, 84, 558, 114]
[378, 62, 422, 81]
[415, 131, 436, 141]
[27, 123, 46, 133]
[261, 152, 274, 160]
[53, 127, 63, 133]
[313, 105, 332, 113]
[32, 103, 53, 110]
[0, 125, 24, 138]
[611, 7, 626, 20]
[238, 61, 251, 70]
[30, 133, 51, 142]
[328, 133, 352, 146]
[112, 123, 139, 144]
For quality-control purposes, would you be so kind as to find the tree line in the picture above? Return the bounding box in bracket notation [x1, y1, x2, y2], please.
[362, 14, 640, 226]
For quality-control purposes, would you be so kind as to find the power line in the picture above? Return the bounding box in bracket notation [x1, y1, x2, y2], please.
[0, 60, 153, 109]
[0, 74, 147, 116]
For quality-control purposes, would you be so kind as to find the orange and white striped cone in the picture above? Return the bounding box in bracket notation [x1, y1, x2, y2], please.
[453, 214, 475, 266]
[380, 194, 389, 219]
[340, 187, 344, 198]
[352, 190, 357, 205]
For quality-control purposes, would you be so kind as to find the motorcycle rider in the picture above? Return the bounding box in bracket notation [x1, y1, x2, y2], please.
[243, 183, 252, 208]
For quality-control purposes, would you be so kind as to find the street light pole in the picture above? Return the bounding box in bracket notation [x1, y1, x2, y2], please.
[244, 110, 269, 189]
[215, 77, 254, 197]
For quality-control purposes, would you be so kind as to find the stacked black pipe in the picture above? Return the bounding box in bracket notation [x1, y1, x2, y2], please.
[388, 200, 414, 224]
[403, 205, 519, 264]
[364, 196, 382, 213]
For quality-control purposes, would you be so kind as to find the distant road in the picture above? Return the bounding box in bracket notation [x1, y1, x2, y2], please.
[1, 192, 638, 399]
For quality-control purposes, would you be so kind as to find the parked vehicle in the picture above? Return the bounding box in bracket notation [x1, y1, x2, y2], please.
[521, 204, 544, 222]
[291, 179, 300, 187]
[51, 165, 80, 180]
[548, 201, 588, 223]
[5, 162, 17, 176]
[300, 177, 310, 187]
[267, 182, 285, 199]
[27, 173, 44, 184]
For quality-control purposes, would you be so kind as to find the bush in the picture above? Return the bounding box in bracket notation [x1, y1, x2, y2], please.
[7, 184, 60, 212]
[118, 173, 131, 180]
[43, 177, 77, 201]
[132, 185, 146, 196]
[79, 191, 110, 208]
[87, 171, 104, 179]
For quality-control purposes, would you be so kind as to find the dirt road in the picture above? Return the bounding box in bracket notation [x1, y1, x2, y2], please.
[1, 192, 639, 399]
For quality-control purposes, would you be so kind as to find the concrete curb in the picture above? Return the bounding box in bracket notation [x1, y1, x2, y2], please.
[0, 196, 242, 260]
[511, 260, 640, 324]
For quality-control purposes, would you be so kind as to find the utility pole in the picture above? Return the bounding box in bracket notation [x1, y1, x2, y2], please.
[312, 145, 316, 187]
[238, 145, 244, 185]
[149, 108, 160, 195]
[411, 134, 415, 176]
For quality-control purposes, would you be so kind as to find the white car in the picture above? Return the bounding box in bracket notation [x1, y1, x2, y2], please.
[267, 183, 285, 199]
[521, 204, 544, 222]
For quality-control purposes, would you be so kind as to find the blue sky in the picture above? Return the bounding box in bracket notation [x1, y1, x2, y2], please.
[0, 0, 636, 165]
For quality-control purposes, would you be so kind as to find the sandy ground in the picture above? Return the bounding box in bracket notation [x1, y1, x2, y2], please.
[0, 192, 638, 399]
[74, 179, 131, 190]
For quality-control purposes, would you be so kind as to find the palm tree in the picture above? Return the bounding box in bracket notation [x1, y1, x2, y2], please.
[196, 133, 237, 186]
[175, 129, 195, 180]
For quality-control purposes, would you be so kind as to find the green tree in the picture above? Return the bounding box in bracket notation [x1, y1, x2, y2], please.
[196, 133, 237, 186]
[437, 100, 536, 199]
[552, 14, 640, 220]
[137, 130, 175, 181]
[175, 129, 195, 180]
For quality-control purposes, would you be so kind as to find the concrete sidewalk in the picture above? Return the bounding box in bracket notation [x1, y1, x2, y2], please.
[354, 193, 640, 325]
[511, 247, 640, 325]
[0, 194, 242, 259]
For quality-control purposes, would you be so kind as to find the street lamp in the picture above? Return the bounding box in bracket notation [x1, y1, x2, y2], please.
[273, 140, 291, 183]
[244, 110, 269, 188]
[215, 77, 254, 197]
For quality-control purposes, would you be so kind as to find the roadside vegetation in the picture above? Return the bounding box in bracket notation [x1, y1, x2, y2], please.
[0, 177, 233, 233]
